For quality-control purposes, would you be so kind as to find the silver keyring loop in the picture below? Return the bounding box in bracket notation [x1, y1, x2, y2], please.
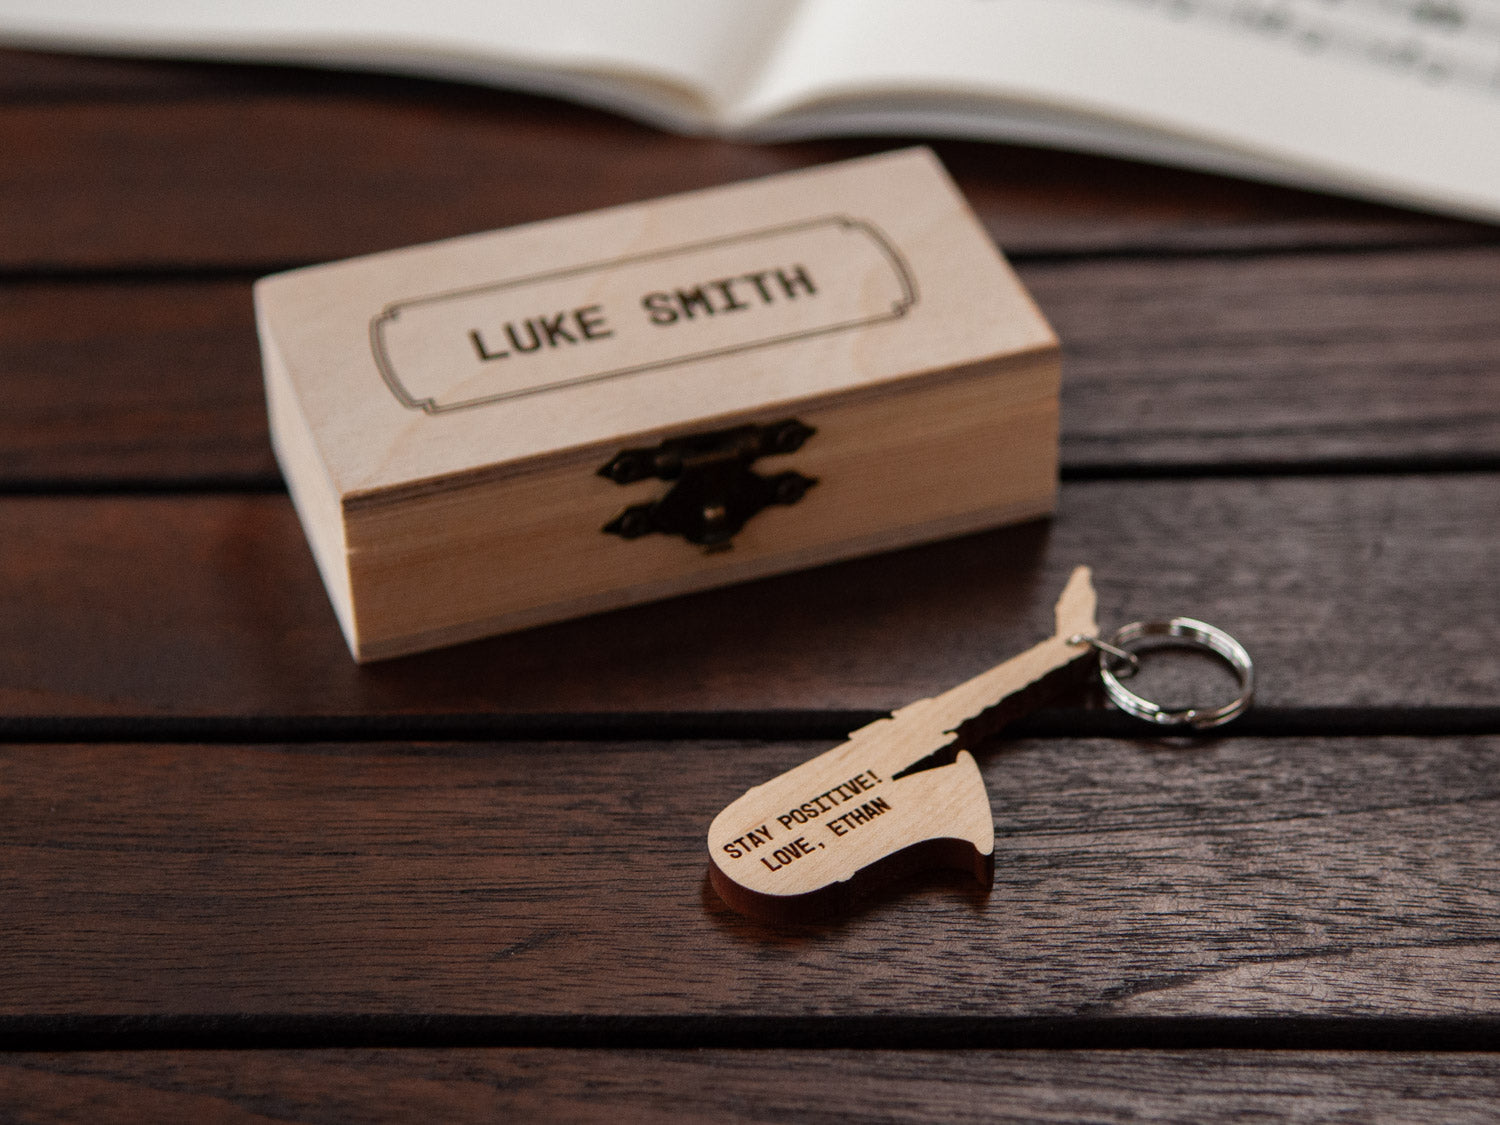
[1094, 618, 1254, 729]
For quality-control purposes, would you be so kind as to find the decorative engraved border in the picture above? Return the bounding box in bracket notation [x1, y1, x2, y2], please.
[369, 216, 919, 415]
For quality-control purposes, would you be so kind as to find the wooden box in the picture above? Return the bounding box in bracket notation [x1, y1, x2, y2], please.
[255, 148, 1060, 661]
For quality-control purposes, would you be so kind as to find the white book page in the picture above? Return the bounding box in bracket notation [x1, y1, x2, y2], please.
[737, 0, 1500, 220]
[0, 0, 799, 125]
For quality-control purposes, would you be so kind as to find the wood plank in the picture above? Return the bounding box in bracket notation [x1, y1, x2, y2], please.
[2, 1050, 1499, 1123]
[0, 47, 536, 104]
[1, 736, 1497, 1021]
[0, 47, 283, 99]
[1033, 246, 1500, 469]
[0, 91, 1487, 272]
[6, 245, 1500, 486]
[0, 474, 1495, 716]
[0, 45, 467, 96]
[0, 279, 272, 483]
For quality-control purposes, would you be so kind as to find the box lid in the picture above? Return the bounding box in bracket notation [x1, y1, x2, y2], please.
[254, 147, 1055, 504]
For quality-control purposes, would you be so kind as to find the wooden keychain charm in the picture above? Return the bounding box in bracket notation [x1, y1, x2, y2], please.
[706, 566, 1253, 922]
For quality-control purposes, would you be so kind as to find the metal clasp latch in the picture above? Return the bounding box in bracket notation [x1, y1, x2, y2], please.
[599, 419, 817, 549]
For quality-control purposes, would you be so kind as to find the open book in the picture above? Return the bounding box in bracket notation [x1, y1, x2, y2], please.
[3, 0, 1499, 222]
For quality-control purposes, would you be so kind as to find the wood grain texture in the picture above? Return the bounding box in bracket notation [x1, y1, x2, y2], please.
[4, 246, 1499, 485]
[3, 36, 1498, 1107]
[0, 57, 1490, 272]
[0, 475, 1494, 715]
[1036, 246, 1500, 469]
[256, 146, 1060, 659]
[708, 568, 1094, 918]
[0, 279, 271, 483]
[0, 47, 289, 100]
[1, 736, 1496, 1020]
[2, 1050, 1498, 1123]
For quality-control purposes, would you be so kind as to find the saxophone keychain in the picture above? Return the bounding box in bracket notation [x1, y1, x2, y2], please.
[706, 566, 1254, 923]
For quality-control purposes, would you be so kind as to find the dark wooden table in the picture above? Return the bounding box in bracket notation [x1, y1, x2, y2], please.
[3, 47, 1499, 1121]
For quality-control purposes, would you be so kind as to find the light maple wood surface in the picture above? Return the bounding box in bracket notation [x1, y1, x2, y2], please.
[708, 567, 1097, 918]
[257, 148, 1060, 658]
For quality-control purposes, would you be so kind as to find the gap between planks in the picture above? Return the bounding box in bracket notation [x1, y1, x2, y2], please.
[2, 708, 1500, 745]
[4, 230, 1500, 284]
[1, 1014, 1498, 1053]
[5, 458, 1500, 498]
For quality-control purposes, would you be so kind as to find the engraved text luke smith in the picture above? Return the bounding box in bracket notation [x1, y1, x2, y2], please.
[467, 264, 817, 362]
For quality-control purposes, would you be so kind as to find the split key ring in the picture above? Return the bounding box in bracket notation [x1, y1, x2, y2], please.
[1072, 618, 1254, 730]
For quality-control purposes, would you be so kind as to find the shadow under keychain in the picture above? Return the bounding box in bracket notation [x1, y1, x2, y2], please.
[706, 566, 1254, 923]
